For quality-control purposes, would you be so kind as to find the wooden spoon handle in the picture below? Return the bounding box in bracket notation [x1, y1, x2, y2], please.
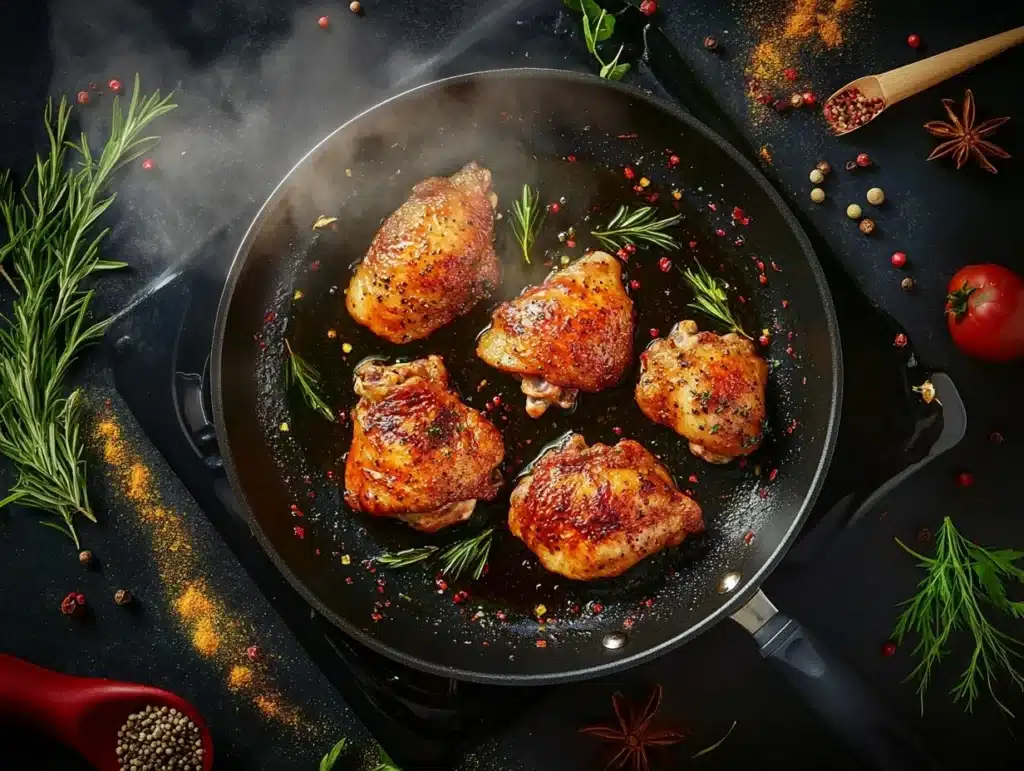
[877, 26, 1024, 106]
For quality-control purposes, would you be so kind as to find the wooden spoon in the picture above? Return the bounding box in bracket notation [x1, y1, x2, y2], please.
[0, 654, 214, 771]
[825, 25, 1024, 135]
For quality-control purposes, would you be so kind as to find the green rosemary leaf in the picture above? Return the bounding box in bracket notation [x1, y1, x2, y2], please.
[591, 205, 681, 251]
[678, 260, 749, 338]
[0, 76, 175, 548]
[375, 546, 438, 568]
[284, 340, 335, 421]
[509, 184, 544, 264]
[690, 720, 737, 760]
[438, 527, 494, 581]
[893, 517, 1024, 716]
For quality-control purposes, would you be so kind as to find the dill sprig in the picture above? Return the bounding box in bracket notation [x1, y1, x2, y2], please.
[894, 517, 1024, 716]
[679, 261, 750, 338]
[591, 205, 681, 251]
[377, 527, 494, 582]
[509, 183, 545, 264]
[284, 340, 334, 421]
[0, 75, 175, 547]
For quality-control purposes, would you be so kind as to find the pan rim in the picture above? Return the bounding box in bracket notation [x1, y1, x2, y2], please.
[211, 67, 843, 685]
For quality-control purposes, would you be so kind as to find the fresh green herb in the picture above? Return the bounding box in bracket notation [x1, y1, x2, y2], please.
[371, 745, 402, 771]
[284, 340, 334, 421]
[679, 261, 749, 338]
[426, 424, 444, 439]
[710, 424, 721, 434]
[564, 0, 630, 80]
[690, 720, 737, 760]
[375, 545, 438, 568]
[509, 183, 544, 264]
[592, 205, 682, 251]
[376, 528, 494, 582]
[698, 390, 712, 408]
[893, 517, 1024, 716]
[438, 527, 494, 581]
[0, 76, 175, 547]
[319, 738, 347, 771]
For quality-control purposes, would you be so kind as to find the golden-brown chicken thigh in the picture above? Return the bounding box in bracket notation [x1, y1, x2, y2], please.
[344, 356, 504, 532]
[508, 435, 703, 580]
[346, 162, 500, 343]
[635, 320, 767, 464]
[476, 251, 634, 417]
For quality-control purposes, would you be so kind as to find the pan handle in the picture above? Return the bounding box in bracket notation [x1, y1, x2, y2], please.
[734, 591, 941, 771]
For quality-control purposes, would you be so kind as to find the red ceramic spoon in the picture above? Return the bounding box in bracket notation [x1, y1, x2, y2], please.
[0, 654, 214, 771]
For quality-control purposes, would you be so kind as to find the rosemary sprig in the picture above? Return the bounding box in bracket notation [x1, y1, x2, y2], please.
[375, 545, 438, 568]
[591, 205, 682, 251]
[679, 261, 750, 338]
[284, 340, 334, 421]
[319, 738, 347, 771]
[509, 184, 544, 264]
[0, 75, 175, 547]
[893, 517, 1024, 716]
[376, 527, 494, 582]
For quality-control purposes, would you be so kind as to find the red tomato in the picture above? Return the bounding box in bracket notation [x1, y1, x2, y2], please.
[945, 264, 1024, 361]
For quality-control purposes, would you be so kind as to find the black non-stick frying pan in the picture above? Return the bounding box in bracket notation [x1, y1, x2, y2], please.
[212, 70, 936, 769]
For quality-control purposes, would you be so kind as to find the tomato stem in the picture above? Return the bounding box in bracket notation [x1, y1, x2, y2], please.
[945, 280, 977, 320]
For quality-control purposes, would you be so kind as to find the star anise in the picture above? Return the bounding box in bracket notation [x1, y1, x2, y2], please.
[924, 89, 1010, 174]
[579, 685, 684, 771]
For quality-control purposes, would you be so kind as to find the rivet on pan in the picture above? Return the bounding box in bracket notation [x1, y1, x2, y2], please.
[718, 571, 742, 594]
[602, 632, 628, 650]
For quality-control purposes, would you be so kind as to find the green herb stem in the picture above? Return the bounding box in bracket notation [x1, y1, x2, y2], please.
[678, 261, 749, 339]
[284, 340, 335, 421]
[509, 184, 544, 264]
[591, 205, 682, 251]
[376, 527, 494, 582]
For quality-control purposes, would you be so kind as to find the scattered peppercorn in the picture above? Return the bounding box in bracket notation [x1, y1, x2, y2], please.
[758, 274, 768, 285]
[846, 204, 862, 219]
[810, 187, 826, 203]
[824, 88, 884, 133]
[318, 15, 329, 28]
[639, 0, 657, 15]
[815, 161, 831, 175]
[891, 251, 907, 268]
[901, 277, 916, 291]
[859, 218, 876, 234]
[548, 201, 560, 214]
[907, 33, 921, 49]
[957, 471, 974, 488]
[894, 333, 908, 348]
[881, 641, 897, 657]
[658, 256, 672, 272]
[789, 92, 804, 108]
[246, 645, 260, 660]
[809, 168, 825, 184]
[856, 152, 872, 167]
[866, 187, 885, 205]
[76, 91, 90, 105]
[668, 154, 680, 167]
[108, 79, 122, 94]
[802, 91, 817, 106]
[114, 589, 133, 606]
[116, 705, 204, 770]
[350, 1, 362, 12]
[60, 592, 86, 617]
[703, 35, 718, 51]
[79, 549, 94, 567]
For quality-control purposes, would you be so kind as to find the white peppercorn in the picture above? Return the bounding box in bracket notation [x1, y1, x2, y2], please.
[810, 187, 826, 203]
[846, 204, 862, 220]
[866, 187, 885, 205]
[809, 168, 825, 184]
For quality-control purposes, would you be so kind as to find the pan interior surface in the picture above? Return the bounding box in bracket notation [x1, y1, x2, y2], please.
[213, 70, 840, 683]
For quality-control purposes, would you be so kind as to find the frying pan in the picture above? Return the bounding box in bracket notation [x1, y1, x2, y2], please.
[212, 69, 936, 769]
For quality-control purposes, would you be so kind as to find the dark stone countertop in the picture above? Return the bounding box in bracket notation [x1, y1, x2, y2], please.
[1, 0, 1023, 769]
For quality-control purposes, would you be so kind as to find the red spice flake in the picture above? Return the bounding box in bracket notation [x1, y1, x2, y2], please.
[786, 419, 799, 434]
[734, 236, 746, 247]
[293, 526, 305, 539]
[668, 154, 681, 167]
[770, 261, 782, 272]
[141, 158, 155, 171]
[758, 488, 769, 500]
[768, 468, 778, 482]
[496, 610, 508, 621]
[612, 426, 623, 436]
[309, 260, 321, 272]
[624, 243, 636, 255]
[783, 67, 798, 81]
[649, 328, 660, 338]
[345, 576, 353, 584]
[756, 260, 765, 272]
[306, 490, 316, 499]
[567, 154, 577, 162]
[258, 340, 266, 350]
[737, 295, 746, 304]
[326, 470, 335, 480]
[303, 474, 312, 485]
[566, 239, 577, 248]
[639, 0, 657, 16]
[957, 471, 974, 488]
[785, 346, 795, 357]
[715, 228, 726, 237]
[622, 617, 635, 630]
[371, 611, 383, 622]
[803, 91, 817, 106]
[990, 431, 1005, 444]
[881, 641, 897, 657]
[688, 473, 699, 484]
[658, 257, 672, 272]
[108, 79, 122, 93]
[76, 90, 90, 105]
[615, 248, 629, 262]
[629, 279, 641, 290]
[646, 193, 660, 204]
[616, 133, 639, 140]
[246, 645, 260, 661]
[688, 240, 698, 249]
[591, 602, 604, 614]
[781, 299, 790, 308]
[60, 592, 86, 617]
[535, 640, 548, 648]
[632, 184, 644, 194]
[435, 577, 449, 593]
[642, 598, 654, 608]
[548, 202, 561, 214]
[894, 333, 908, 348]
[738, 458, 747, 469]
[759, 274, 768, 285]
[453, 590, 470, 604]
[623, 166, 636, 180]
[743, 531, 755, 545]
[708, 203, 717, 212]
[732, 206, 746, 221]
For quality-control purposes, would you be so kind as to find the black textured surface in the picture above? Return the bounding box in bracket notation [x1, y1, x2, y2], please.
[0, 0, 1023, 769]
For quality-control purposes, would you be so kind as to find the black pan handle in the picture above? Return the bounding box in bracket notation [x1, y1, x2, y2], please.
[736, 591, 941, 771]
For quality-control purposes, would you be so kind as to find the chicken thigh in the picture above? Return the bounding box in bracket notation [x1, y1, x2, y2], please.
[346, 162, 500, 344]
[344, 356, 504, 532]
[635, 320, 767, 464]
[508, 435, 703, 580]
[476, 251, 634, 417]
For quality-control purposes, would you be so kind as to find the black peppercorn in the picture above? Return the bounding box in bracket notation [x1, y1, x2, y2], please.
[859, 218, 876, 234]
[703, 35, 718, 51]
[78, 549, 93, 567]
[114, 588, 133, 606]
[901, 277, 916, 291]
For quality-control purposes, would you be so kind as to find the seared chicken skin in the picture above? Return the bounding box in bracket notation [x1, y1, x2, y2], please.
[635, 320, 767, 464]
[346, 162, 500, 343]
[508, 435, 703, 580]
[476, 251, 634, 417]
[344, 356, 504, 532]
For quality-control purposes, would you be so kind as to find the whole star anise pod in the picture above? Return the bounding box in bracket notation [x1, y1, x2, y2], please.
[924, 89, 1010, 174]
[580, 685, 684, 771]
